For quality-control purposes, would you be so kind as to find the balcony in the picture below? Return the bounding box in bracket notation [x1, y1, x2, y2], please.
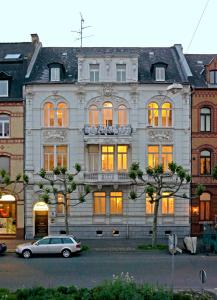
[83, 172, 131, 185]
[84, 125, 132, 136]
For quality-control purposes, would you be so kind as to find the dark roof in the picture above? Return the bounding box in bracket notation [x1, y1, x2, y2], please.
[185, 54, 217, 88]
[0, 42, 35, 101]
[27, 46, 188, 84]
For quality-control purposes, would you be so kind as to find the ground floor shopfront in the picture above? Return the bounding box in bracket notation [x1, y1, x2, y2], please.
[24, 184, 190, 239]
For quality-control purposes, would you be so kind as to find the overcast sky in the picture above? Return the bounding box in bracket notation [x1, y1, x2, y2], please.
[1, 0, 216, 53]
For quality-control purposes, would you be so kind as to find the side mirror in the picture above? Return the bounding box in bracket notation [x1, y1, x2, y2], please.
[34, 242, 39, 246]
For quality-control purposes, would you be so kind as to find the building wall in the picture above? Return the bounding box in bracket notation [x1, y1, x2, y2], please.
[0, 101, 24, 239]
[191, 89, 217, 235]
[25, 81, 191, 239]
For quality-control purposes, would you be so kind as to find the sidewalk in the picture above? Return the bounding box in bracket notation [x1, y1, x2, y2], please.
[1, 238, 168, 253]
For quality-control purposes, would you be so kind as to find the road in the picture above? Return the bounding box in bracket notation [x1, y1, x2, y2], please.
[0, 251, 217, 291]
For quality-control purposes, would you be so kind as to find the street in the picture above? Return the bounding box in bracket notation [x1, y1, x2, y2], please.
[0, 251, 217, 291]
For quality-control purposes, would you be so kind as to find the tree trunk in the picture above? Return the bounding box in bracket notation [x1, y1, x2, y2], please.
[64, 195, 69, 235]
[152, 200, 160, 247]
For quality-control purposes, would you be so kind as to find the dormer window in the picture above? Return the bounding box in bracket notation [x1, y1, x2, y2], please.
[155, 67, 165, 81]
[48, 63, 64, 82]
[0, 80, 8, 97]
[116, 64, 126, 82]
[210, 70, 217, 84]
[90, 64, 99, 82]
[50, 68, 60, 82]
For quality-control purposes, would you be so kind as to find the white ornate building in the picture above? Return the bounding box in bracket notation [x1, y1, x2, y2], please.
[24, 44, 192, 239]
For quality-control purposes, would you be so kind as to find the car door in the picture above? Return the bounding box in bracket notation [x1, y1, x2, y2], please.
[49, 238, 63, 254]
[32, 238, 51, 254]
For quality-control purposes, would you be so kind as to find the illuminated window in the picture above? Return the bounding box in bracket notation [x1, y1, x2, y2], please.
[102, 102, 113, 126]
[88, 145, 99, 171]
[110, 192, 123, 214]
[200, 192, 210, 221]
[89, 105, 99, 126]
[44, 145, 68, 171]
[93, 192, 106, 214]
[0, 115, 10, 137]
[162, 192, 174, 214]
[148, 102, 158, 126]
[57, 103, 68, 127]
[200, 150, 211, 175]
[118, 105, 127, 126]
[116, 64, 126, 82]
[117, 145, 128, 171]
[162, 146, 173, 171]
[162, 103, 172, 127]
[200, 108, 211, 132]
[101, 145, 114, 171]
[90, 64, 99, 82]
[44, 102, 68, 127]
[148, 146, 159, 168]
[148, 145, 173, 171]
[146, 193, 155, 214]
[0, 194, 16, 234]
[57, 193, 64, 214]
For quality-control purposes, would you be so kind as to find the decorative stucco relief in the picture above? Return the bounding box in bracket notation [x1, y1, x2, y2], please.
[148, 129, 173, 142]
[43, 129, 67, 142]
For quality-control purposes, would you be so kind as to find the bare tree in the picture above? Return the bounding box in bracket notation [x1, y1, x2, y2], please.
[129, 162, 204, 247]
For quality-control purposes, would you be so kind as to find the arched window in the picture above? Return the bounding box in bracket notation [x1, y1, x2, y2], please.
[118, 105, 127, 126]
[57, 102, 68, 127]
[200, 107, 211, 132]
[0, 114, 10, 137]
[89, 105, 99, 126]
[148, 102, 158, 126]
[200, 150, 211, 175]
[162, 102, 172, 127]
[44, 102, 54, 127]
[102, 102, 113, 126]
[44, 102, 68, 127]
[200, 192, 211, 221]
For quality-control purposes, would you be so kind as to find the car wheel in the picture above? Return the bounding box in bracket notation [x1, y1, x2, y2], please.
[62, 249, 71, 258]
[22, 249, 32, 259]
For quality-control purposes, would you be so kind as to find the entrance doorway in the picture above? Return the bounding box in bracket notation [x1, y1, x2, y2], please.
[33, 202, 48, 238]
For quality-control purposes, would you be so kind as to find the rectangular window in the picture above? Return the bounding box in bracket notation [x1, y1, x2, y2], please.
[0, 156, 10, 174]
[162, 146, 173, 171]
[102, 146, 114, 172]
[110, 192, 123, 214]
[0, 81, 8, 97]
[44, 145, 68, 171]
[162, 193, 174, 214]
[90, 64, 99, 82]
[200, 201, 210, 221]
[148, 146, 159, 168]
[155, 67, 165, 81]
[0, 115, 10, 137]
[117, 145, 128, 171]
[50, 68, 60, 82]
[93, 192, 106, 214]
[116, 64, 126, 82]
[210, 70, 217, 84]
[146, 194, 155, 214]
[57, 193, 64, 214]
[88, 145, 99, 172]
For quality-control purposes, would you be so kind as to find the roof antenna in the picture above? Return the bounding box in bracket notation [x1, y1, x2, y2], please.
[71, 13, 93, 47]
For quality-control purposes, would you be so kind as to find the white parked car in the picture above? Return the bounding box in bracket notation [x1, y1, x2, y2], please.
[16, 235, 81, 258]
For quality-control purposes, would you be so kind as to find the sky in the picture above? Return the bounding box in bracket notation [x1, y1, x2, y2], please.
[1, 0, 216, 54]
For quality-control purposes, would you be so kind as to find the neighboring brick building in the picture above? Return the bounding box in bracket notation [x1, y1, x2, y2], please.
[0, 36, 39, 238]
[186, 54, 217, 235]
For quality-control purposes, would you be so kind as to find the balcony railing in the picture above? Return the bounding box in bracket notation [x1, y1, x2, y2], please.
[84, 172, 130, 182]
[84, 124, 132, 136]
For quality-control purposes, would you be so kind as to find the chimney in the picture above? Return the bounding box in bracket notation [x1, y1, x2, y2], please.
[31, 33, 39, 46]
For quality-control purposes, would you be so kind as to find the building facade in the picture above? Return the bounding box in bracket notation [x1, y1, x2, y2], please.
[186, 54, 217, 235]
[24, 45, 192, 239]
[0, 37, 37, 238]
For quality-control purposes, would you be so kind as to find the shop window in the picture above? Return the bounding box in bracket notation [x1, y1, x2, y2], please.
[0, 194, 16, 234]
